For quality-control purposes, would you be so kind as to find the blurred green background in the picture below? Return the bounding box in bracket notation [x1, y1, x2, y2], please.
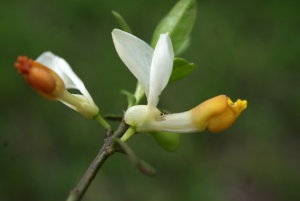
[1, 0, 300, 200]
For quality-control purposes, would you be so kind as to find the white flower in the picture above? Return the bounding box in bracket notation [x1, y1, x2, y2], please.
[15, 52, 99, 119]
[112, 29, 247, 133]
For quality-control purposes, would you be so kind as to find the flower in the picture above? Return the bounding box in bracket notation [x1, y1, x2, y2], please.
[112, 29, 247, 133]
[14, 52, 99, 119]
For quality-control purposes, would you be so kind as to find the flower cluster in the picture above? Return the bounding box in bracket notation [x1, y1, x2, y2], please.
[14, 30, 247, 135]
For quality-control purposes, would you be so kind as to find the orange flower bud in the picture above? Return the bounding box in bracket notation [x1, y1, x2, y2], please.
[14, 56, 65, 100]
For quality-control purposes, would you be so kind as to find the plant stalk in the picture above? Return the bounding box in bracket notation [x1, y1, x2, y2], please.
[66, 121, 129, 201]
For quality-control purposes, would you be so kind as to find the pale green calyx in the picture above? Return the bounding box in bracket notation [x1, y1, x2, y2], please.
[124, 105, 162, 127]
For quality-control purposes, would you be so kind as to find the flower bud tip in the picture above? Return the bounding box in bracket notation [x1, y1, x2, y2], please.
[14, 56, 33, 75]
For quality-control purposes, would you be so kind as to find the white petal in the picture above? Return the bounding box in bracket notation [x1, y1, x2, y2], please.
[135, 111, 200, 133]
[148, 33, 174, 107]
[36, 51, 93, 102]
[112, 29, 153, 99]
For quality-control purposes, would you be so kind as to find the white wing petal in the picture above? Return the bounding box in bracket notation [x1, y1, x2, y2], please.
[112, 29, 153, 99]
[148, 33, 174, 107]
[36, 51, 93, 102]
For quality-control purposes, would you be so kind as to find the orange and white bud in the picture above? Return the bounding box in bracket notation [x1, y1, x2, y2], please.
[15, 52, 99, 119]
[124, 95, 247, 133]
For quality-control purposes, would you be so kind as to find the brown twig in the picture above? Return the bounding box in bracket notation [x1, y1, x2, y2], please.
[66, 121, 129, 201]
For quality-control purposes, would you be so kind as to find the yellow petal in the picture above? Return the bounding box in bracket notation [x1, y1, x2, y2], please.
[190, 95, 247, 133]
[190, 95, 228, 131]
[207, 97, 247, 133]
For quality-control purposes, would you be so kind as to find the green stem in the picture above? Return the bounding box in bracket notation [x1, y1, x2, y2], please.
[120, 126, 136, 141]
[103, 114, 123, 121]
[94, 114, 111, 129]
[134, 82, 145, 105]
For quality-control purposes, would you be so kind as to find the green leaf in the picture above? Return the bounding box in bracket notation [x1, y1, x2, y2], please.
[150, 0, 197, 52]
[169, 58, 196, 84]
[175, 36, 191, 56]
[120, 89, 136, 108]
[115, 139, 157, 176]
[151, 132, 181, 152]
[112, 10, 132, 33]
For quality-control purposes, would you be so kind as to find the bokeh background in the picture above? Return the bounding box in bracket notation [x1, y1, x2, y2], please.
[1, 0, 299, 200]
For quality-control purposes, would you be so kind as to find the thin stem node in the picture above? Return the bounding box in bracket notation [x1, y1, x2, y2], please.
[94, 114, 111, 129]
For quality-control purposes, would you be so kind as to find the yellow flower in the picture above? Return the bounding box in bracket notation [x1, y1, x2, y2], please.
[14, 52, 99, 119]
